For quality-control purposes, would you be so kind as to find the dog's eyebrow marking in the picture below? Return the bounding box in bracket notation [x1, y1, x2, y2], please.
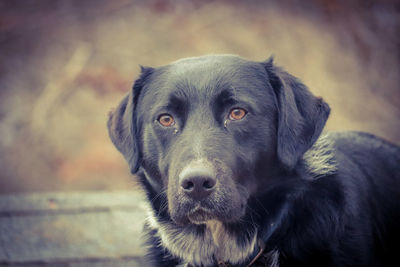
[155, 93, 188, 120]
[167, 94, 187, 111]
[215, 89, 238, 107]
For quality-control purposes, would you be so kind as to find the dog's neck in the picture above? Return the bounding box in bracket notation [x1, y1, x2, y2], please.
[205, 220, 228, 254]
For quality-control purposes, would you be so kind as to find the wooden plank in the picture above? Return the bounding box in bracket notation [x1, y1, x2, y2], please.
[0, 191, 147, 213]
[0, 191, 151, 266]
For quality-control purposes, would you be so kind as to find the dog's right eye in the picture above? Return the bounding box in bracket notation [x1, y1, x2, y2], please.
[158, 114, 175, 127]
[229, 108, 247, 121]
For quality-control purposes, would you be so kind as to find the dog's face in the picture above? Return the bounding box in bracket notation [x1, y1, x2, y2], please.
[138, 56, 278, 224]
[108, 55, 330, 226]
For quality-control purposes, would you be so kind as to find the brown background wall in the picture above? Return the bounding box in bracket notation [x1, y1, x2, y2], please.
[0, 0, 399, 193]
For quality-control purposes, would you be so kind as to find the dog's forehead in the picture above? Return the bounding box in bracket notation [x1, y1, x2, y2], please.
[157, 55, 269, 97]
[168, 55, 258, 79]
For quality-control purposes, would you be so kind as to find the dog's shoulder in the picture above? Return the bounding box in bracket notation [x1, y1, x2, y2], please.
[302, 131, 400, 192]
[329, 131, 399, 152]
[327, 131, 400, 174]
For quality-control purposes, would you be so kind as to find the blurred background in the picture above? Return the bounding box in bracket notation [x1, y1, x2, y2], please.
[0, 0, 399, 193]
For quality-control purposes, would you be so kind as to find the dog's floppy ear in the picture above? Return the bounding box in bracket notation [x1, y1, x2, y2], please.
[263, 58, 330, 170]
[107, 66, 153, 174]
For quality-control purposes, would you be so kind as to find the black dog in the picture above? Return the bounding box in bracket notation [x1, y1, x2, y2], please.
[108, 55, 400, 267]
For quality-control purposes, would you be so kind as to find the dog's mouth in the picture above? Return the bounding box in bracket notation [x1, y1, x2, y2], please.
[172, 199, 247, 225]
[187, 206, 216, 224]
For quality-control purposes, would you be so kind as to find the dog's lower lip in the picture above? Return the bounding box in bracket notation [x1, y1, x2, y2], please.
[188, 207, 215, 222]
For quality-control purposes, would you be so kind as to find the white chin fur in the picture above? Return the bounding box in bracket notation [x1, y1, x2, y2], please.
[146, 208, 257, 266]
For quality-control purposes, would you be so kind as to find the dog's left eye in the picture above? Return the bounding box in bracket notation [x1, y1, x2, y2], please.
[229, 108, 247, 121]
[158, 114, 175, 127]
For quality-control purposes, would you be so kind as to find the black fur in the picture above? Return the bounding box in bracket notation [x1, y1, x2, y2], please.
[108, 55, 400, 267]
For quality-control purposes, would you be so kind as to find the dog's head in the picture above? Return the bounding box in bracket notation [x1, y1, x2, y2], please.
[108, 55, 330, 225]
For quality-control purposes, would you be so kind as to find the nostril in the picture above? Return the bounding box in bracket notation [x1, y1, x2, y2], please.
[182, 180, 194, 190]
[203, 178, 216, 189]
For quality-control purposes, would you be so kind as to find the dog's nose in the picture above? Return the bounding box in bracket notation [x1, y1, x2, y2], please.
[179, 167, 216, 200]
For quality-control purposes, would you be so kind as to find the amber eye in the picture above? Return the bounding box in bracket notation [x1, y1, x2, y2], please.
[158, 114, 175, 127]
[229, 108, 247, 121]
